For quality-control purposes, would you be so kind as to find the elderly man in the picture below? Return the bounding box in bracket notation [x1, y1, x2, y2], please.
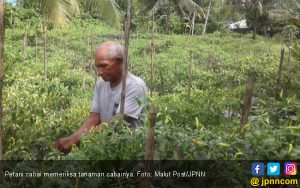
[54, 42, 147, 154]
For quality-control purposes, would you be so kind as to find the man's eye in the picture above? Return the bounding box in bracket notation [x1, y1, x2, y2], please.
[95, 65, 106, 68]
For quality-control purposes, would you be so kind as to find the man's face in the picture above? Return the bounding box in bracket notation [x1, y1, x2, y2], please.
[94, 47, 122, 83]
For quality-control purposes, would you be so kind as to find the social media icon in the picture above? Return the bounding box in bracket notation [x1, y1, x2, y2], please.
[284, 162, 297, 175]
[252, 163, 264, 176]
[267, 163, 280, 176]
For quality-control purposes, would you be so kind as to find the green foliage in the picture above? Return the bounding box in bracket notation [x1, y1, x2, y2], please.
[282, 25, 299, 44]
[3, 17, 300, 161]
[5, 3, 40, 29]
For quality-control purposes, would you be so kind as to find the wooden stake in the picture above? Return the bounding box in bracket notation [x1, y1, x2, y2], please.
[188, 51, 193, 101]
[120, 0, 132, 115]
[0, 0, 5, 162]
[43, 22, 47, 80]
[90, 35, 93, 74]
[86, 34, 90, 72]
[288, 34, 292, 64]
[35, 33, 38, 63]
[64, 39, 68, 55]
[82, 63, 86, 93]
[23, 34, 27, 55]
[275, 47, 285, 99]
[240, 77, 255, 128]
[142, 104, 157, 188]
[160, 71, 164, 95]
[23, 22, 29, 56]
[150, 12, 155, 97]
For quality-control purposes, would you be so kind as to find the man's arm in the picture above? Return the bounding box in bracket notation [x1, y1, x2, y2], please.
[54, 112, 101, 154]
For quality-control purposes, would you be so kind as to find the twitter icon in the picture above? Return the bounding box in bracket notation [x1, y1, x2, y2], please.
[267, 162, 280, 176]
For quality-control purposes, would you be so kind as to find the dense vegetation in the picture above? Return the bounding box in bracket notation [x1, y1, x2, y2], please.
[2, 0, 300, 161]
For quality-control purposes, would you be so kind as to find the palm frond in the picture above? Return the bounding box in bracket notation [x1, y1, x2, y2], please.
[177, 0, 205, 20]
[89, 0, 122, 29]
[150, 0, 170, 15]
[136, 0, 157, 13]
[39, 0, 80, 27]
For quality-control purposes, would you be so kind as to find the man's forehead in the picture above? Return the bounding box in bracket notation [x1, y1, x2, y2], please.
[95, 46, 109, 58]
[96, 45, 107, 54]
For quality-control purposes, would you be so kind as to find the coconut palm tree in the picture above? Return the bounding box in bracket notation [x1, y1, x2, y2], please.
[245, 0, 263, 40]
[19, 0, 122, 28]
[138, 0, 206, 33]
[245, 0, 299, 39]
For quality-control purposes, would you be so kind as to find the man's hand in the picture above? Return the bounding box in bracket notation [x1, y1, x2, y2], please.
[54, 112, 101, 154]
[54, 134, 80, 154]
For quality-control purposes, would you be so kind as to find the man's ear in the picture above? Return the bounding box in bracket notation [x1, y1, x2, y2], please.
[114, 58, 123, 64]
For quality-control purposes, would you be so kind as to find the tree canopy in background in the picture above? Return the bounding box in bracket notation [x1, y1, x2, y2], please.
[4, 0, 300, 37]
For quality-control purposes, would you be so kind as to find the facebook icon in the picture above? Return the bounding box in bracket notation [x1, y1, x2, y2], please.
[252, 163, 264, 176]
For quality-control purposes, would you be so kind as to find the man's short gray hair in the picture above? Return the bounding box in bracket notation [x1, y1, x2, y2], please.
[98, 41, 124, 61]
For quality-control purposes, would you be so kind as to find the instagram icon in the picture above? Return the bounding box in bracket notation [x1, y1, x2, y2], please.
[284, 162, 297, 175]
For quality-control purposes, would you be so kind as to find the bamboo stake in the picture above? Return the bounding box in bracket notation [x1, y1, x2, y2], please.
[120, 0, 132, 115]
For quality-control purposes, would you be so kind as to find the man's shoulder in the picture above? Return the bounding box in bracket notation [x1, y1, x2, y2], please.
[95, 79, 107, 90]
[127, 72, 146, 89]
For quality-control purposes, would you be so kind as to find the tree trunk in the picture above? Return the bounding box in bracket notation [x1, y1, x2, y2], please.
[0, 0, 4, 162]
[165, 1, 170, 34]
[263, 25, 267, 37]
[191, 11, 196, 35]
[276, 47, 285, 99]
[142, 104, 157, 188]
[43, 22, 47, 80]
[240, 77, 255, 128]
[252, 21, 257, 40]
[202, 0, 212, 35]
[120, 0, 132, 115]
